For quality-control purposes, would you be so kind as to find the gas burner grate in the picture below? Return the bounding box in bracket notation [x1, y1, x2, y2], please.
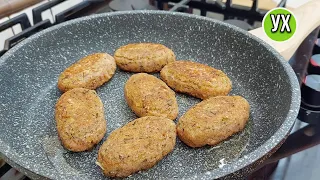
[0, 0, 108, 57]
[157, 0, 287, 26]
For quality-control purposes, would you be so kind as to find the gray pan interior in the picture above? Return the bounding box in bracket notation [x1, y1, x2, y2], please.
[0, 11, 300, 179]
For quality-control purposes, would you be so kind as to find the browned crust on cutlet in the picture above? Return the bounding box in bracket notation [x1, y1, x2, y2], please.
[97, 116, 176, 178]
[177, 96, 250, 148]
[55, 88, 107, 152]
[124, 73, 178, 120]
[58, 53, 116, 92]
[160, 60, 232, 100]
[114, 43, 175, 73]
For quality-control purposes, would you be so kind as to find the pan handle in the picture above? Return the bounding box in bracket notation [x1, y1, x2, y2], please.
[249, 0, 320, 61]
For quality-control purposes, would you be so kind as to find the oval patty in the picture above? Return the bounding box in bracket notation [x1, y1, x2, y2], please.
[160, 60, 232, 99]
[124, 73, 178, 120]
[97, 116, 176, 178]
[55, 88, 107, 152]
[114, 43, 175, 73]
[58, 53, 116, 92]
[177, 96, 250, 148]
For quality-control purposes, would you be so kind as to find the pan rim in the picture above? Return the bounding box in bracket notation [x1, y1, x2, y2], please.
[0, 10, 301, 179]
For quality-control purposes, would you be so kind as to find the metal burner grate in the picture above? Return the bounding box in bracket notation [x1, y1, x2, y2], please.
[157, 0, 287, 25]
[0, 0, 108, 57]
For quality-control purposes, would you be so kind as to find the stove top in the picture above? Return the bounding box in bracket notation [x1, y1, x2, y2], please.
[0, 0, 320, 179]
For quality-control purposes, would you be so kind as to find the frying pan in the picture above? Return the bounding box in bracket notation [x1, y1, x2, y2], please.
[0, 1, 319, 179]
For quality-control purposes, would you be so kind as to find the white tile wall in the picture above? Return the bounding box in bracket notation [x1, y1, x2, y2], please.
[0, 0, 83, 51]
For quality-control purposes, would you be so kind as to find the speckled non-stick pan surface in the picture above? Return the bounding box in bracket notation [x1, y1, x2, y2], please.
[0, 11, 300, 180]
